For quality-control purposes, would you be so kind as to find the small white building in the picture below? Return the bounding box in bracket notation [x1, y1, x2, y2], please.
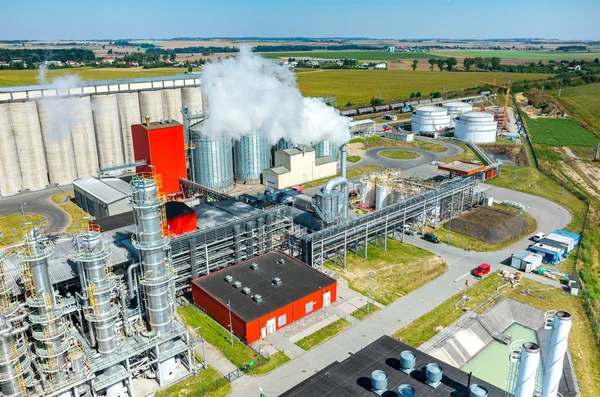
[384, 131, 414, 142]
[374, 62, 387, 70]
[511, 250, 543, 273]
[263, 145, 337, 189]
[387, 46, 397, 53]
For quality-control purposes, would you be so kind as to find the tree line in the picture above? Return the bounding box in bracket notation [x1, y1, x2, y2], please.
[0, 48, 96, 68]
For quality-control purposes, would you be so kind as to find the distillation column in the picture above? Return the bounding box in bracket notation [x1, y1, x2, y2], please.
[76, 232, 125, 397]
[19, 229, 72, 396]
[131, 177, 177, 384]
[0, 250, 33, 397]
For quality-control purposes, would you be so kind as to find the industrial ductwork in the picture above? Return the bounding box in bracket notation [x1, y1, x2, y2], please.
[312, 143, 349, 225]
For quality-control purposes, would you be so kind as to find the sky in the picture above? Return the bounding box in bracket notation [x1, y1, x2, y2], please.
[1, 0, 599, 41]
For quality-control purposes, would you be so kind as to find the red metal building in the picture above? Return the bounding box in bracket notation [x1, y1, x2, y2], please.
[192, 251, 337, 344]
[165, 201, 197, 236]
[131, 120, 187, 197]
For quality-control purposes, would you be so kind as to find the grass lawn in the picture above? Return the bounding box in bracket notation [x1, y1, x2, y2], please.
[379, 150, 419, 159]
[302, 165, 381, 189]
[440, 210, 538, 252]
[443, 141, 481, 163]
[351, 303, 381, 320]
[0, 213, 45, 247]
[392, 275, 600, 396]
[178, 306, 287, 375]
[296, 70, 552, 106]
[550, 83, 600, 135]
[295, 318, 352, 350]
[155, 366, 231, 397]
[526, 116, 597, 147]
[347, 155, 361, 163]
[325, 238, 447, 306]
[431, 50, 600, 60]
[0, 67, 189, 87]
[349, 136, 446, 153]
[51, 191, 92, 232]
[262, 51, 439, 60]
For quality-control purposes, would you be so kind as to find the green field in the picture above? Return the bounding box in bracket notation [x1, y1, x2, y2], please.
[261, 51, 438, 60]
[431, 50, 600, 60]
[297, 70, 553, 106]
[550, 84, 600, 135]
[0, 67, 190, 87]
[526, 116, 597, 147]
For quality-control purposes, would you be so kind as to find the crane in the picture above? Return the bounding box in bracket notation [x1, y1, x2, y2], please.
[478, 79, 511, 130]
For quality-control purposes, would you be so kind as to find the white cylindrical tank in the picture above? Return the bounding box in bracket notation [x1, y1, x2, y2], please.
[37, 99, 78, 185]
[514, 342, 541, 397]
[161, 88, 183, 123]
[376, 184, 388, 210]
[391, 189, 404, 204]
[455, 111, 497, 143]
[139, 90, 164, 124]
[9, 102, 48, 191]
[92, 94, 124, 174]
[411, 106, 451, 133]
[116, 92, 141, 169]
[360, 180, 373, 206]
[442, 101, 473, 128]
[541, 312, 572, 397]
[68, 96, 99, 178]
[182, 86, 203, 115]
[0, 104, 22, 196]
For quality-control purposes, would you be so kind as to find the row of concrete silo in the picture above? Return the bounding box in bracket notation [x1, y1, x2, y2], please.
[0, 78, 203, 196]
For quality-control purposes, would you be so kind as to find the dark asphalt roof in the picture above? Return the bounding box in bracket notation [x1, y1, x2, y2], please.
[93, 212, 134, 231]
[192, 251, 335, 322]
[281, 335, 505, 397]
[165, 201, 195, 218]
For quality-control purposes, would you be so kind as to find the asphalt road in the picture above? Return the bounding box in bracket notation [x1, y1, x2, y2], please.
[229, 184, 571, 397]
[0, 185, 72, 233]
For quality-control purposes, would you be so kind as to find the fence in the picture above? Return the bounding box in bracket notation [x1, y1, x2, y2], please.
[513, 92, 600, 344]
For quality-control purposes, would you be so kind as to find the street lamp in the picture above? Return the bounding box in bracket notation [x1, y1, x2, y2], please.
[227, 299, 233, 346]
[367, 271, 376, 315]
[518, 209, 525, 239]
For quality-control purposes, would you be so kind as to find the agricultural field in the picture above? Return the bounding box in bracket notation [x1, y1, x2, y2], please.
[549, 84, 600, 136]
[261, 51, 438, 60]
[526, 116, 597, 147]
[431, 50, 600, 60]
[296, 70, 553, 106]
[0, 67, 190, 87]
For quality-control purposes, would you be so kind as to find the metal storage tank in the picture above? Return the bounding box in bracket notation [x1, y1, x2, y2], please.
[68, 96, 99, 178]
[92, 94, 124, 174]
[37, 99, 78, 185]
[314, 140, 339, 159]
[375, 184, 388, 210]
[359, 180, 374, 205]
[455, 111, 497, 143]
[190, 124, 234, 192]
[0, 104, 22, 196]
[139, 90, 164, 124]
[411, 106, 451, 133]
[182, 86, 203, 115]
[234, 131, 272, 184]
[116, 92, 141, 169]
[442, 101, 473, 128]
[391, 189, 404, 204]
[162, 88, 183, 123]
[8, 102, 48, 191]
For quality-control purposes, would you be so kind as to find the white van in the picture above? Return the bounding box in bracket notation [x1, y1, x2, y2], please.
[533, 232, 545, 242]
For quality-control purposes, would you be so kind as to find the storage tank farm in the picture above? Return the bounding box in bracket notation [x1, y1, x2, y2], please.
[410, 106, 451, 133]
[234, 131, 272, 184]
[0, 74, 203, 197]
[442, 101, 473, 128]
[357, 170, 434, 211]
[455, 111, 497, 143]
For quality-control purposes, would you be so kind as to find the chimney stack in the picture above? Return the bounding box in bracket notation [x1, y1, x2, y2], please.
[541, 312, 572, 397]
[145, 114, 150, 127]
[514, 342, 540, 397]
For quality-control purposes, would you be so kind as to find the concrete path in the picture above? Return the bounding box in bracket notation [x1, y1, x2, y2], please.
[199, 342, 238, 376]
[229, 184, 571, 396]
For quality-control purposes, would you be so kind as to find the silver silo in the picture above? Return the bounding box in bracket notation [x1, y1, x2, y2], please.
[131, 177, 177, 382]
[314, 140, 339, 159]
[190, 123, 234, 193]
[234, 131, 272, 184]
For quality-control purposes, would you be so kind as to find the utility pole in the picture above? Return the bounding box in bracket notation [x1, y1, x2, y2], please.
[518, 210, 525, 239]
[447, 193, 455, 246]
[558, 87, 562, 97]
[594, 140, 600, 161]
[228, 300, 233, 346]
[509, 163, 518, 201]
[367, 271, 376, 314]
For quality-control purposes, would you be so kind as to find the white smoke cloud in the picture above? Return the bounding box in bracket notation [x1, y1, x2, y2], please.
[200, 45, 351, 146]
[38, 64, 48, 84]
[39, 74, 85, 141]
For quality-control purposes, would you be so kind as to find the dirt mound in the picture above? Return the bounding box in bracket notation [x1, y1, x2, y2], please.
[483, 144, 528, 166]
[451, 206, 528, 244]
[519, 89, 569, 119]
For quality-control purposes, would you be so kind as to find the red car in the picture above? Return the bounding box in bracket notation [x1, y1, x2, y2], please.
[473, 263, 491, 278]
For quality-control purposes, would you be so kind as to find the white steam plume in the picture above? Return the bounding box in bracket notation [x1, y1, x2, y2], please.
[38, 64, 48, 84]
[200, 45, 350, 146]
[40, 74, 85, 141]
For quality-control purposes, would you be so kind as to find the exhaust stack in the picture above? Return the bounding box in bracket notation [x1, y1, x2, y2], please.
[514, 342, 540, 397]
[541, 311, 572, 397]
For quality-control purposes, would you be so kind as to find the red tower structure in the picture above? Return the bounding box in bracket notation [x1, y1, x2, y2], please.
[131, 119, 187, 197]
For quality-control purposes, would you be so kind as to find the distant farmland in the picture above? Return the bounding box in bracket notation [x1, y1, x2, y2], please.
[296, 70, 553, 106]
[261, 51, 438, 60]
[430, 50, 600, 60]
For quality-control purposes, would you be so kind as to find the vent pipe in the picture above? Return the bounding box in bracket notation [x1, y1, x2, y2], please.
[425, 363, 443, 388]
[541, 311, 572, 397]
[145, 114, 150, 127]
[469, 384, 489, 397]
[397, 384, 415, 397]
[400, 350, 416, 374]
[514, 342, 540, 397]
[371, 370, 388, 392]
[340, 143, 348, 219]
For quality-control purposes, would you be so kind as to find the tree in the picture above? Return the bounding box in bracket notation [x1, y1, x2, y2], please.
[463, 58, 474, 71]
[594, 58, 599, 64]
[345, 101, 354, 107]
[107, 49, 113, 54]
[169, 52, 177, 62]
[102, 45, 105, 49]
[428, 59, 436, 71]
[409, 93, 415, 98]
[483, 57, 492, 70]
[162, 54, 169, 61]
[446, 57, 457, 71]
[473, 57, 484, 71]
[436, 58, 446, 71]
[415, 92, 422, 97]
[370, 97, 384, 106]
[411, 60, 418, 71]
[187, 65, 193, 73]
[490, 57, 501, 70]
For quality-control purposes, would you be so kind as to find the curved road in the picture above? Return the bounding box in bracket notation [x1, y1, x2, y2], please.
[229, 185, 571, 397]
[0, 186, 71, 233]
